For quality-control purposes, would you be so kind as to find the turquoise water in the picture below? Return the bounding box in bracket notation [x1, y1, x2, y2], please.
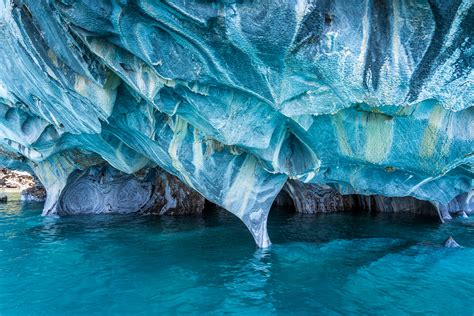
[1, 194, 473, 315]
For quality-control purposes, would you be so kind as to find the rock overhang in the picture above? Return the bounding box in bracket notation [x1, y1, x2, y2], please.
[0, 0, 472, 247]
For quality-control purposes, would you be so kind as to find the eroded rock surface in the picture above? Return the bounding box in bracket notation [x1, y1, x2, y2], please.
[0, 1, 472, 246]
[282, 180, 439, 216]
[21, 184, 46, 202]
[57, 166, 205, 216]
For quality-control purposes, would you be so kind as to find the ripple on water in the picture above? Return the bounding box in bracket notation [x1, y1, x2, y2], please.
[0, 198, 473, 314]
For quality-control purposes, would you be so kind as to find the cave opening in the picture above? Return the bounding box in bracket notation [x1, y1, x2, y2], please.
[270, 180, 441, 219]
[1, 164, 471, 233]
[0, 167, 45, 203]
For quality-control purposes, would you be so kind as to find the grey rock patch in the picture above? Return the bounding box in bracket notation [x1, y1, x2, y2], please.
[0, 192, 7, 203]
[444, 236, 462, 248]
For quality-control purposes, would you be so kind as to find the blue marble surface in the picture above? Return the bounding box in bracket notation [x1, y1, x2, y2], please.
[0, 1, 472, 246]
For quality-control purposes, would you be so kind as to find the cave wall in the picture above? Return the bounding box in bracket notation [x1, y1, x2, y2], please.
[57, 166, 205, 216]
[0, 1, 472, 246]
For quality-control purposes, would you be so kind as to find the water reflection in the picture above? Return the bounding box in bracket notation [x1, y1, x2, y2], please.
[0, 192, 23, 215]
[0, 201, 472, 314]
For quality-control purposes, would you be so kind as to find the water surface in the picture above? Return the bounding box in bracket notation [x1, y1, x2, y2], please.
[1, 194, 473, 315]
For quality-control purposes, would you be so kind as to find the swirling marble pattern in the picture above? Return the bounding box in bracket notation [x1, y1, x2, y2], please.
[283, 180, 438, 216]
[284, 180, 345, 213]
[59, 177, 103, 215]
[110, 179, 152, 213]
[0, 1, 472, 246]
[58, 166, 205, 216]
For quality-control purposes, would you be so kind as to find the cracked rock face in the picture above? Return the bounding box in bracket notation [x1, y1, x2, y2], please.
[0, 1, 472, 247]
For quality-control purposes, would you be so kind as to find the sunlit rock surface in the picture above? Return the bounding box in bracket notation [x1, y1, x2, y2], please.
[0, 1, 472, 246]
[0, 167, 46, 201]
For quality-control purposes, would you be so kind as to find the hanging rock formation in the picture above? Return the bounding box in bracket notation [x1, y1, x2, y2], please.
[0, 1, 472, 247]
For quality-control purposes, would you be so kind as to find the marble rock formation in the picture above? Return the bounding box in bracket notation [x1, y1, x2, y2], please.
[281, 180, 439, 216]
[57, 166, 205, 216]
[444, 236, 462, 248]
[0, 1, 472, 247]
[21, 184, 46, 202]
[283, 180, 346, 213]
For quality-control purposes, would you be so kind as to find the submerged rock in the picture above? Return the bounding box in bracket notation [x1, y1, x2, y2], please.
[0, 1, 472, 246]
[0, 192, 7, 203]
[444, 237, 462, 248]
